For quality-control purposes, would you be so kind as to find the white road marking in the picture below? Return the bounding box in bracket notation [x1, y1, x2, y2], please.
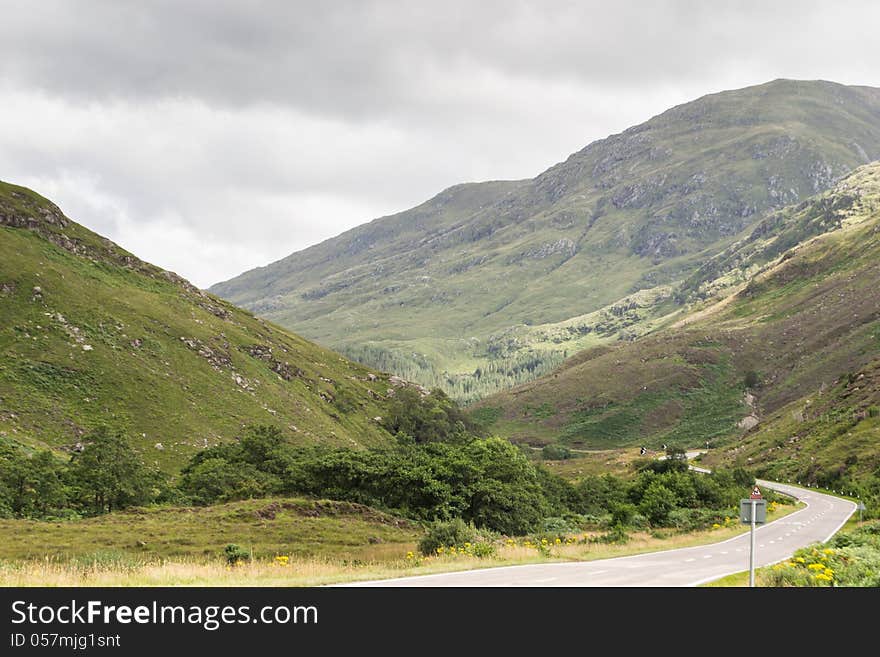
[684, 558, 696, 562]
[532, 577, 558, 583]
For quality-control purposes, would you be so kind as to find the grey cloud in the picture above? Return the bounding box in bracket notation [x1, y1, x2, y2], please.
[1, 1, 879, 288]
[4, 1, 878, 118]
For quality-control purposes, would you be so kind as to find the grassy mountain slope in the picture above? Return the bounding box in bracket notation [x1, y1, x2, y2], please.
[473, 162, 880, 484]
[0, 181, 401, 471]
[211, 80, 880, 402]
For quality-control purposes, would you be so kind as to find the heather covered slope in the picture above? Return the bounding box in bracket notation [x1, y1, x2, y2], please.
[212, 79, 880, 401]
[474, 162, 880, 485]
[0, 181, 400, 471]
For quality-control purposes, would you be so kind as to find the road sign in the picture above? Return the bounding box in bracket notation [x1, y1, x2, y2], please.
[741, 496, 766, 587]
[857, 502, 867, 511]
[740, 499, 766, 524]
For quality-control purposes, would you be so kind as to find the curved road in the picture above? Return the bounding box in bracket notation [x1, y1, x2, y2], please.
[347, 481, 855, 587]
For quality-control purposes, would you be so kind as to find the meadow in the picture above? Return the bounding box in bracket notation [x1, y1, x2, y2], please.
[0, 497, 797, 586]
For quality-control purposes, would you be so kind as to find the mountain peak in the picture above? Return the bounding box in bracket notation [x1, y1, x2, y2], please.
[207, 80, 880, 402]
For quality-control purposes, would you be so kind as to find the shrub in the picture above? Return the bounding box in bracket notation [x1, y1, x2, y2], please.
[629, 513, 649, 530]
[577, 513, 606, 527]
[418, 519, 477, 556]
[744, 370, 761, 389]
[224, 543, 250, 565]
[541, 444, 572, 460]
[469, 542, 496, 558]
[639, 482, 677, 526]
[667, 507, 726, 531]
[538, 516, 576, 534]
[591, 525, 630, 544]
[609, 502, 637, 527]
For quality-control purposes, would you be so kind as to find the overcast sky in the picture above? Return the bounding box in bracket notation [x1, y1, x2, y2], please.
[2, 1, 879, 288]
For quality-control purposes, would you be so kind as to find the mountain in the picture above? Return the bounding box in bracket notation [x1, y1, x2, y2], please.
[473, 161, 880, 486]
[211, 79, 880, 402]
[0, 181, 403, 471]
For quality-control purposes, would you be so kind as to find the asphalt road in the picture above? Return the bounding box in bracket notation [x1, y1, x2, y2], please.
[346, 481, 855, 587]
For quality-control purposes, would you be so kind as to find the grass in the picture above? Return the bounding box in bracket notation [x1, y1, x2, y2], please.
[0, 497, 798, 586]
[0, 497, 421, 562]
[536, 449, 639, 480]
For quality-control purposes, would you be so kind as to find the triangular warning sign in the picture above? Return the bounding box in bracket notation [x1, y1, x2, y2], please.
[750, 486, 762, 499]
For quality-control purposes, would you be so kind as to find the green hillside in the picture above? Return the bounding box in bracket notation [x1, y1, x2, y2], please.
[211, 79, 880, 402]
[474, 162, 880, 488]
[0, 181, 401, 472]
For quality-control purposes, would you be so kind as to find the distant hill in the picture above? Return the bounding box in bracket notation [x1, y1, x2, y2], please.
[211, 79, 880, 402]
[473, 161, 880, 486]
[0, 181, 402, 471]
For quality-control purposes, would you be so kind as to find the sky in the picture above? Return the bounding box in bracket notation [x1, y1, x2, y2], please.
[1, 1, 879, 288]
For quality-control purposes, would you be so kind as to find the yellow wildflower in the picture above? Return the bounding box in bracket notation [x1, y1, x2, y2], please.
[807, 563, 824, 571]
[795, 557, 806, 564]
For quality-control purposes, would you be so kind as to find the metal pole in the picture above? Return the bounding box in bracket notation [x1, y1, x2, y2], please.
[749, 499, 756, 587]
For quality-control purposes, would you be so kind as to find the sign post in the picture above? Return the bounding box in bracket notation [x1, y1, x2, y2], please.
[740, 486, 766, 588]
[857, 501, 866, 524]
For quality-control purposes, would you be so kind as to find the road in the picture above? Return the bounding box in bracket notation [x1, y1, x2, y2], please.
[346, 481, 855, 587]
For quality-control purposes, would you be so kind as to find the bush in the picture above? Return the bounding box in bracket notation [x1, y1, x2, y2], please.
[667, 507, 727, 531]
[591, 525, 630, 544]
[577, 513, 606, 528]
[744, 370, 761, 389]
[224, 543, 251, 565]
[538, 516, 576, 534]
[418, 519, 477, 556]
[629, 513, 649, 530]
[541, 444, 572, 460]
[639, 482, 677, 526]
[609, 502, 637, 527]
[469, 542, 496, 558]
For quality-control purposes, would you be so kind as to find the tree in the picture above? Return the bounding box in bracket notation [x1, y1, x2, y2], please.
[0, 446, 68, 517]
[181, 457, 277, 505]
[639, 481, 677, 526]
[382, 387, 474, 443]
[69, 426, 151, 513]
